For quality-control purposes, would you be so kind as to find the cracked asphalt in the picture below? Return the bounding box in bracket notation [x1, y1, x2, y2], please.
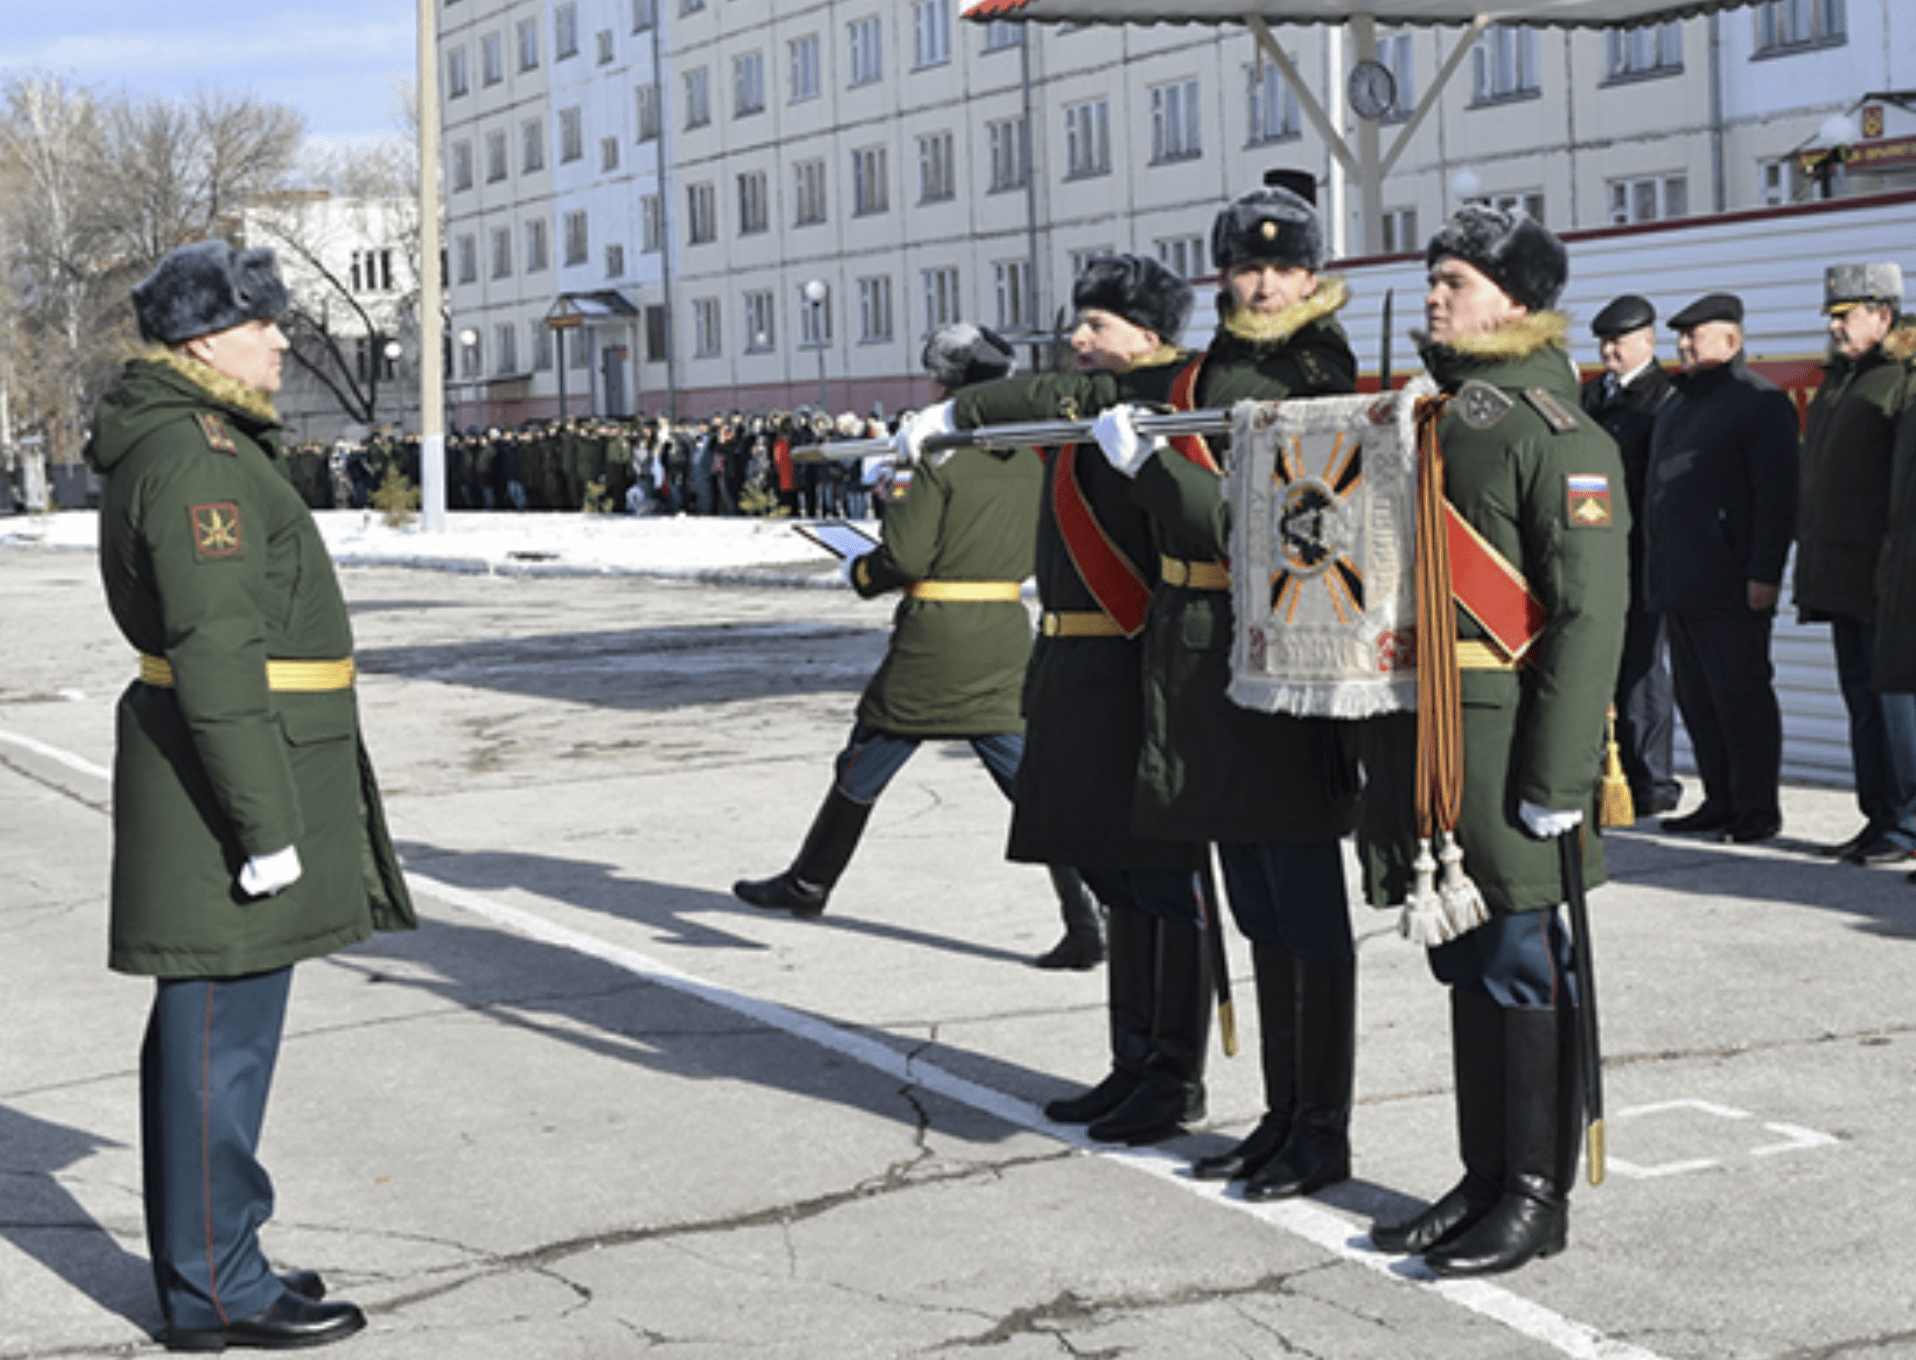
[5, 544, 1916, 1360]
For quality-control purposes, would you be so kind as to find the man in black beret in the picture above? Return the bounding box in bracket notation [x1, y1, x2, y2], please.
[1581, 295, 1680, 817]
[1643, 291, 1799, 842]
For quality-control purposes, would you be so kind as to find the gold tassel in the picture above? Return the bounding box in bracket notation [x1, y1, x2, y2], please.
[1599, 708, 1634, 828]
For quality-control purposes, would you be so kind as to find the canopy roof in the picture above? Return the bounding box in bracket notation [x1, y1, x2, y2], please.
[962, 0, 1761, 30]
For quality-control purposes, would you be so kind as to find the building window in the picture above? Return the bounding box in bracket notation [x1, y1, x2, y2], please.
[1606, 174, 1689, 224]
[921, 266, 960, 331]
[1248, 62, 1301, 144]
[1469, 189, 1547, 224]
[848, 17, 883, 86]
[455, 234, 477, 284]
[1379, 33, 1416, 121]
[641, 195, 663, 252]
[485, 130, 508, 182]
[459, 330, 482, 379]
[917, 132, 955, 202]
[800, 284, 832, 347]
[744, 290, 776, 350]
[600, 136, 620, 172]
[1151, 79, 1202, 162]
[735, 51, 766, 117]
[852, 146, 888, 216]
[494, 322, 518, 376]
[737, 170, 769, 235]
[858, 275, 894, 342]
[482, 32, 504, 85]
[490, 226, 512, 278]
[517, 17, 541, 70]
[682, 0, 706, 12]
[685, 68, 711, 128]
[644, 306, 669, 364]
[790, 34, 821, 102]
[350, 249, 394, 293]
[987, 116, 1028, 191]
[632, 0, 655, 32]
[446, 47, 470, 98]
[521, 118, 545, 172]
[568, 329, 589, 371]
[1754, 0, 1845, 52]
[914, 0, 951, 68]
[1064, 99, 1110, 177]
[794, 158, 827, 225]
[1761, 158, 1797, 205]
[994, 259, 1032, 331]
[451, 140, 474, 191]
[1068, 248, 1115, 281]
[563, 210, 588, 266]
[692, 298, 721, 357]
[353, 335, 396, 385]
[526, 217, 549, 272]
[605, 243, 625, 279]
[1381, 207, 1419, 254]
[534, 326, 553, 372]
[686, 182, 717, 244]
[1155, 235, 1205, 281]
[1605, 21, 1682, 79]
[982, 20, 1023, 51]
[636, 84, 660, 141]
[554, 3, 579, 59]
[559, 107, 583, 162]
[1472, 24, 1541, 103]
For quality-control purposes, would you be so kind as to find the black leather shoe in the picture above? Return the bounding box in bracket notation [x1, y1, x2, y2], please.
[1032, 931, 1104, 971]
[1721, 814, 1782, 844]
[1815, 826, 1876, 858]
[732, 872, 828, 918]
[1659, 806, 1732, 834]
[1044, 1070, 1138, 1125]
[1839, 835, 1914, 865]
[166, 1294, 366, 1351]
[281, 1270, 325, 1302]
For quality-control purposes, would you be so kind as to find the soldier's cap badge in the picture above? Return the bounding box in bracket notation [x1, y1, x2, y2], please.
[1566, 474, 1612, 528]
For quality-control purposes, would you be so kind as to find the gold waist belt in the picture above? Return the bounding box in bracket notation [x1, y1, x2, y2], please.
[1159, 556, 1232, 591]
[1040, 610, 1126, 638]
[906, 580, 1024, 602]
[1455, 639, 1520, 671]
[140, 654, 357, 691]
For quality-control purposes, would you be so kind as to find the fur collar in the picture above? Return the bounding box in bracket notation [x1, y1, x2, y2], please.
[1221, 276, 1349, 347]
[1885, 320, 1916, 364]
[137, 343, 280, 424]
[1120, 343, 1189, 374]
[1414, 310, 1570, 363]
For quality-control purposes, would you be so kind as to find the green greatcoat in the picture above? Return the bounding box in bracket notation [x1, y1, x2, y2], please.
[1127, 281, 1362, 844]
[850, 445, 1042, 737]
[955, 351, 1198, 873]
[86, 348, 417, 979]
[1358, 313, 1629, 914]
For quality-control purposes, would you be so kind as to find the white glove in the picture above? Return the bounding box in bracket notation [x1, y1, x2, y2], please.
[1519, 802, 1583, 839]
[1091, 404, 1162, 478]
[893, 401, 955, 465]
[239, 845, 303, 898]
[837, 552, 862, 587]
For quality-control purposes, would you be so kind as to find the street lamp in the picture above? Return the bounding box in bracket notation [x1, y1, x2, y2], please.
[457, 328, 479, 431]
[1814, 113, 1858, 199]
[1449, 168, 1483, 206]
[803, 279, 828, 410]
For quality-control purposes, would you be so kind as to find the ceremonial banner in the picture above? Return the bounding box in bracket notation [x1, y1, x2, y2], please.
[1226, 379, 1433, 719]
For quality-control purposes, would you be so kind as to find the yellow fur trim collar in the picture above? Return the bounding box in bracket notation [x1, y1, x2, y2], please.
[138, 343, 281, 424]
[1222, 276, 1349, 346]
[1413, 310, 1570, 362]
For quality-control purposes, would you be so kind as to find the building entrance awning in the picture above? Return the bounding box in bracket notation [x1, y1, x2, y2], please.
[545, 291, 639, 330]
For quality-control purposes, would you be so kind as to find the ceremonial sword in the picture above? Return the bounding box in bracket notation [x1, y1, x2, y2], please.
[1559, 829, 1606, 1185]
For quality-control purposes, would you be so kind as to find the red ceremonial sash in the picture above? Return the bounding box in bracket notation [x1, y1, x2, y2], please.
[1444, 503, 1547, 661]
[1167, 357, 1223, 473]
[1050, 443, 1152, 637]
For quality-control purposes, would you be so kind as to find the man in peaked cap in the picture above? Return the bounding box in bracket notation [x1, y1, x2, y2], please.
[85, 239, 416, 1349]
[1643, 290, 1799, 844]
[1795, 263, 1916, 866]
[1581, 295, 1680, 818]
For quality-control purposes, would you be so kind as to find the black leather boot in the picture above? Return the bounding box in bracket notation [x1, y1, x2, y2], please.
[733, 789, 872, 918]
[1087, 915, 1211, 1145]
[1045, 903, 1153, 1122]
[1193, 940, 1295, 1182]
[1425, 1004, 1570, 1277]
[1371, 989, 1504, 1255]
[1034, 866, 1106, 970]
[1244, 953, 1355, 1200]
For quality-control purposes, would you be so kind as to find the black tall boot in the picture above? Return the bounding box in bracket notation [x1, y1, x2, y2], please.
[1087, 915, 1212, 1145]
[1425, 1004, 1570, 1277]
[1244, 953, 1355, 1200]
[1034, 866, 1106, 971]
[1193, 940, 1296, 1182]
[1371, 989, 1505, 1255]
[732, 789, 873, 918]
[1045, 903, 1154, 1123]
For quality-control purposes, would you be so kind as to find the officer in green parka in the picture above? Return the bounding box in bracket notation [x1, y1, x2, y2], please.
[86, 240, 416, 1351]
[1362, 207, 1628, 1278]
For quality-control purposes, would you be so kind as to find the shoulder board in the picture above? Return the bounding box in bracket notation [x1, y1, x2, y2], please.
[195, 412, 239, 455]
[1455, 380, 1514, 430]
[1523, 387, 1582, 434]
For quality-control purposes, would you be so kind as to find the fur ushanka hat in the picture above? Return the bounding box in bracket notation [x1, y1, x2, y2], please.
[1072, 254, 1194, 345]
[1425, 204, 1567, 314]
[132, 240, 290, 344]
[1211, 181, 1324, 274]
[921, 322, 1018, 390]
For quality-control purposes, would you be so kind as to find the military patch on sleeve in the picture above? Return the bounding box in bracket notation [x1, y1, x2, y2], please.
[1456, 380, 1513, 429]
[195, 412, 239, 454]
[1566, 474, 1613, 528]
[885, 468, 913, 502]
[190, 502, 243, 557]
[1524, 387, 1582, 433]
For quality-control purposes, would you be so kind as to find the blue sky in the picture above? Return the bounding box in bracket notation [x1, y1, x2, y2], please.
[7, 2, 418, 150]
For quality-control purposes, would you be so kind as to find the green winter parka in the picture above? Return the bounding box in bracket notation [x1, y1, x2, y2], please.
[86, 348, 417, 978]
[1357, 313, 1630, 914]
[850, 445, 1041, 736]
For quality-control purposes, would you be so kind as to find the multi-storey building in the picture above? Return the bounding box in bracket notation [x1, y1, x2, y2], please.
[438, 0, 1916, 425]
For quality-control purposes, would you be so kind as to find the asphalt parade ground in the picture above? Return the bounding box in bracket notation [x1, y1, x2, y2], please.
[5, 531, 1916, 1360]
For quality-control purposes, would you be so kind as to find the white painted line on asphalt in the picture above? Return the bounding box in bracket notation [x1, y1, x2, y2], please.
[0, 728, 112, 782]
[410, 869, 1673, 1360]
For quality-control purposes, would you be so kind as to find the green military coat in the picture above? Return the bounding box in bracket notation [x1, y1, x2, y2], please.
[1358, 313, 1629, 914]
[955, 354, 1198, 873]
[87, 348, 417, 978]
[1128, 282, 1362, 845]
[851, 446, 1041, 737]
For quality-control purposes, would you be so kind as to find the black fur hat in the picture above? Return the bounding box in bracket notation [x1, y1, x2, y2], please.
[1424, 204, 1566, 313]
[921, 322, 1017, 390]
[132, 240, 290, 344]
[1072, 254, 1194, 344]
[1211, 183, 1324, 273]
